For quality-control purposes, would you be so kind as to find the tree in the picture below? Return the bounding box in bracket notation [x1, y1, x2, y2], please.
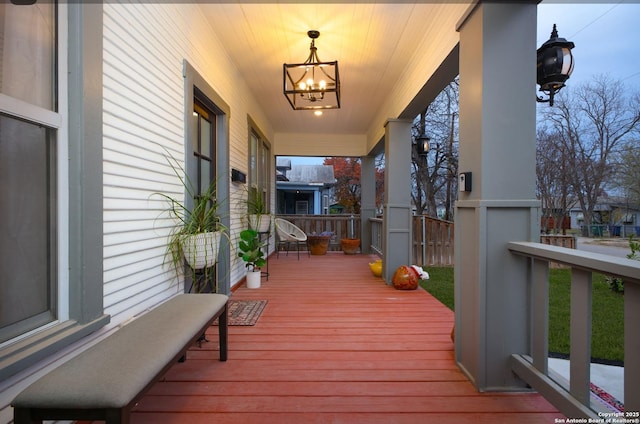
[411, 79, 459, 220]
[617, 142, 640, 204]
[540, 75, 640, 235]
[536, 126, 576, 233]
[324, 157, 361, 213]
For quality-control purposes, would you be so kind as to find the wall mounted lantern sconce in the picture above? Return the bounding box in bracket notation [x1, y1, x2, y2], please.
[536, 24, 575, 106]
[416, 134, 430, 156]
[283, 30, 341, 110]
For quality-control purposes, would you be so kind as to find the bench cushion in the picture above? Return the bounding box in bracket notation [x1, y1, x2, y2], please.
[12, 293, 228, 410]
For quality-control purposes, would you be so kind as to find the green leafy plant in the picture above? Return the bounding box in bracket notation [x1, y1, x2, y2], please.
[246, 186, 268, 215]
[244, 186, 271, 232]
[153, 153, 227, 292]
[607, 235, 640, 293]
[237, 229, 266, 271]
[628, 235, 640, 260]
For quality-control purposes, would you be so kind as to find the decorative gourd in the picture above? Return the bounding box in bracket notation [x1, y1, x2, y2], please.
[391, 265, 419, 290]
[368, 259, 382, 277]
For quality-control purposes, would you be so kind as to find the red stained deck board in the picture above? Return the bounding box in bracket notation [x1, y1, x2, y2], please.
[145, 380, 481, 397]
[132, 412, 564, 424]
[127, 253, 562, 423]
[135, 394, 559, 414]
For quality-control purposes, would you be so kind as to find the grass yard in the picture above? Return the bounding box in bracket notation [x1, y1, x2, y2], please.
[420, 267, 624, 364]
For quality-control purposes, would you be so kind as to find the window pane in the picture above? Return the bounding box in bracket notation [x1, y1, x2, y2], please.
[200, 117, 211, 159]
[0, 114, 56, 342]
[0, 2, 55, 110]
[249, 133, 258, 185]
[200, 160, 211, 196]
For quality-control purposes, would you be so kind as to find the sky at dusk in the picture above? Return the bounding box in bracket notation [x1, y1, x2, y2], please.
[538, 1, 640, 91]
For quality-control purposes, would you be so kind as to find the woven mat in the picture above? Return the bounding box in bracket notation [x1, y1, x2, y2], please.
[215, 300, 268, 326]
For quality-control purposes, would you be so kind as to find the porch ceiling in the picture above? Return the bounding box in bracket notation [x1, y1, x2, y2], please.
[200, 3, 469, 146]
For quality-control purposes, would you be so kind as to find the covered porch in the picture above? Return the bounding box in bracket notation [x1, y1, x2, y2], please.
[130, 253, 562, 423]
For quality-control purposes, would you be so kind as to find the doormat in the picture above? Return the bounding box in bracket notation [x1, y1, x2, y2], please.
[215, 300, 268, 326]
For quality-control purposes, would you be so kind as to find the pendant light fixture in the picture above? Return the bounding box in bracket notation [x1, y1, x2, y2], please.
[283, 30, 341, 110]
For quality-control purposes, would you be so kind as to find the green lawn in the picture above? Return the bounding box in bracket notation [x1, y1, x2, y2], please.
[420, 267, 624, 364]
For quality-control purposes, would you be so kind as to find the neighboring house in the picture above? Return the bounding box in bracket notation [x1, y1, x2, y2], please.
[275, 159, 336, 214]
[569, 197, 640, 235]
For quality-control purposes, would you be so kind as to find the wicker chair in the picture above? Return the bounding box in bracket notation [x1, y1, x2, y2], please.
[274, 218, 309, 259]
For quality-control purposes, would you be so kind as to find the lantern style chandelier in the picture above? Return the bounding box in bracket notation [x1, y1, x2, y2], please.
[536, 24, 575, 106]
[283, 30, 341, 110]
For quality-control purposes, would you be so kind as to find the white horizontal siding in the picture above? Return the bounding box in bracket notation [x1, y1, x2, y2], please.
[102, 2, 271, 323]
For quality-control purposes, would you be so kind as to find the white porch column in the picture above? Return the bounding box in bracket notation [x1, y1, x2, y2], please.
[455, 2, 539, 391]
[360, 155, 376, 254]
[382, 119, 413, 283]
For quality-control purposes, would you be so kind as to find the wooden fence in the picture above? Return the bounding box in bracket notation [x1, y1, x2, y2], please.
[412, 216, 455, 266]
[539, 234, 576, 249]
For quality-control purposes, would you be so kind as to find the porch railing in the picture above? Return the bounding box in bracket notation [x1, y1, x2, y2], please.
[508, 241, 640, 418]
[277, 214, 454, 266]
[277, 214, 361, 251]
[369, 215, 455, 266]
[370, 217, 383, 256]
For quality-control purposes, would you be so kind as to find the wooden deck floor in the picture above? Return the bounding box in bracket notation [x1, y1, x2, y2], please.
[132, 253, 564, 423]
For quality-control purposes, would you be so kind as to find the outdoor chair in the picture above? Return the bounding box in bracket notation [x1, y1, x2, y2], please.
[274, 218, 309, 260]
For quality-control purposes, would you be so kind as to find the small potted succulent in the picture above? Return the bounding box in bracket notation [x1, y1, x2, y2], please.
[237, 228, 266, 288]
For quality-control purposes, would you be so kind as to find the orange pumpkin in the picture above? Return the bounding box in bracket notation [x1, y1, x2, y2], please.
[391, 265, 419, 290]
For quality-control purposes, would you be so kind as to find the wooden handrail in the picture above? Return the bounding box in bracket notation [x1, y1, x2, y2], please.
[509, 241, 640, 417]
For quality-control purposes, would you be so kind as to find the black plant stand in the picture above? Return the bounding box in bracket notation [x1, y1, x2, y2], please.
[258, 230, 270, 281]
[186, 264, 216, 294]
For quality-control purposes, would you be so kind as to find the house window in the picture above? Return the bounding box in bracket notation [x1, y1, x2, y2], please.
[0, 2, 58, 344]
[296, 200, 309, 215]
[193, 99, 216, 194]
[248, 126, 271, 214]
[183, 61, 231, 294]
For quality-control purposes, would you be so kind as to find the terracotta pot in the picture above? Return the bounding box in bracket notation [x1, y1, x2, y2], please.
[307, 235, 331, 255]
[391, 265, 419, 290]
[340, 238, 360, 255]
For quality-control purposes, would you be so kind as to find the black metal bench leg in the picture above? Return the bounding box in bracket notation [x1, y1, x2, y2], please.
[13, 408, 39, 424]
[219, 303, 228, 361]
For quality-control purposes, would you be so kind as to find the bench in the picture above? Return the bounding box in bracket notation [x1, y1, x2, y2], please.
[12, 293, 228, 424]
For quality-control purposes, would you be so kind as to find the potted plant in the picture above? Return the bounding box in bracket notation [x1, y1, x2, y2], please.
[246, 186, 271, 233]
[307, 231, 333, 255]
[237, 228, 266, 289]
[154, 154, 226, 292]
[340, 215, 360, 254]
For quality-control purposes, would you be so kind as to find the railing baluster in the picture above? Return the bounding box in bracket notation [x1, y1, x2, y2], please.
[570, 268, 592, 406]
[532, 258, 549, 374]
[421, 215, 426, 266]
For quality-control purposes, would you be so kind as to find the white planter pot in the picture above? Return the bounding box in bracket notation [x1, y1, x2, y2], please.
[182, 231, 221, 270]
[246, 270, 261, 289]
[248, 214, 271, 233]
